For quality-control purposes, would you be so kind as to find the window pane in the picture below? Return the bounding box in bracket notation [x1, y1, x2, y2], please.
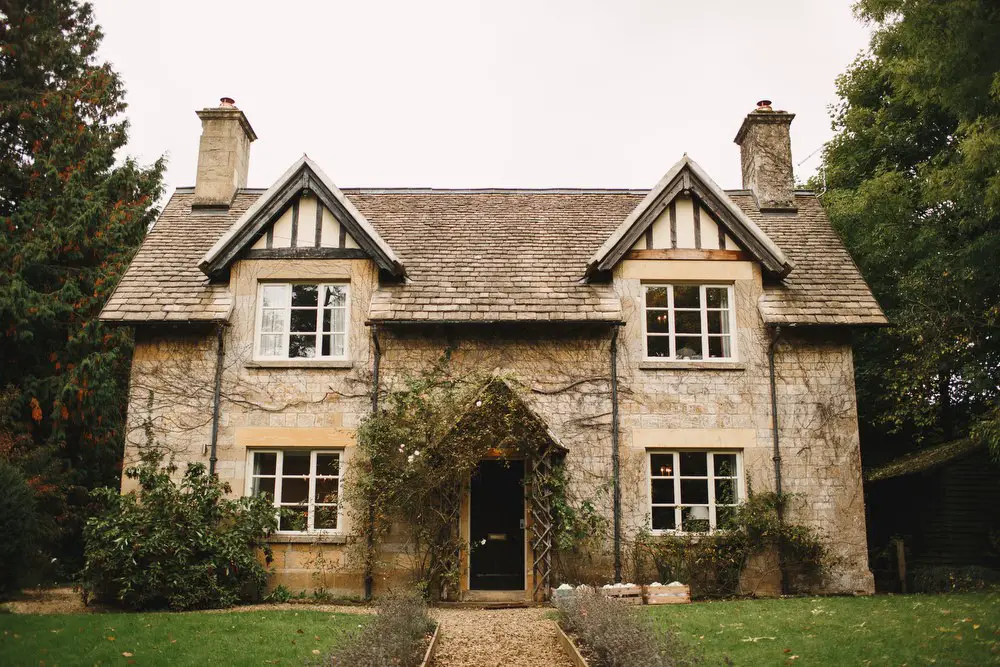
[714, 454, 737, 477]
[652, 506, 676, 530]
[283, 452, 310, 475]
[651, 479, 675, 504]
[261, 309, 286, 333]
[716, 505, 736, 530]
[314, 478, 339, 504]
[330, 308, 346, 333]
[280, 506, 308, 531]
[681, 507, 710, 533]
[646, 311, 670, 334]
[673, 285, 700, 308]
[289, 334, 316, 358]
[674, 311, 702, 334]
[679, 451, 708, 476]
[328, 334, 345, 357]
[674, 337, 702, 359]
[259, 334, 283, 357]
[645, 287, 669, 308]
[680, 479, 709, 504]
[315, 506, 338, 530]
[706, 287, 729, 309]
[261, 285, 287, 308]
[646, 336, 671, 358]
[254, 453, 277, 476]
[708, 336, 732, 359]
[707, 311, 730, 335]
[650, 454, 674, 477]
[324, 285, 346, 308]
[317, 454, 340, 476]
[715, 479, 737, 505]
[281, 478, 308, 503]
[291, 284, 318, 307]
[290, 309, 318, 333]
[252, 476, 275, 498]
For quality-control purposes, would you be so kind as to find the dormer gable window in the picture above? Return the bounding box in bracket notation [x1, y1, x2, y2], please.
[256, 282, 349, 360]
[643, 284, 735, 361]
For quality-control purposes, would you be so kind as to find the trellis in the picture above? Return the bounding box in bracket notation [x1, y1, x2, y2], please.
[529, 444, 564, 602]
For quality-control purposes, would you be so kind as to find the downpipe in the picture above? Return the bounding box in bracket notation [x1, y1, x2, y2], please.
[768, 324, 789, 595]
[610, 325, 622, 584]
[364, 324, 381, 601]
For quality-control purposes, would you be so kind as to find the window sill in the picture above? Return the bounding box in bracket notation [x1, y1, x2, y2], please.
[639, 360, 746, 371]
[246, 359, 354, 369]
[268, 533, 348, 545]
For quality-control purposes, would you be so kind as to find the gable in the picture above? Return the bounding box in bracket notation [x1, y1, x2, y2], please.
[587, 156, 793, 278]
[629, 195, 739, 251]
[248, 193, 362, 252]
[200, 156, 404, 278]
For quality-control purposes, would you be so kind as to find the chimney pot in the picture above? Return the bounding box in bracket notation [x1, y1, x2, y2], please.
[193, 100, 257, 209]
[734, 101, 796, 212]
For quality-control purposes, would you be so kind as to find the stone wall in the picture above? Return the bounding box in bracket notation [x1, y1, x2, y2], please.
[121, 255, 873, 596]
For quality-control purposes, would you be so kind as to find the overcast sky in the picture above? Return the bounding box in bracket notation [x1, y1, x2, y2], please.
[91, 0, 872, 195]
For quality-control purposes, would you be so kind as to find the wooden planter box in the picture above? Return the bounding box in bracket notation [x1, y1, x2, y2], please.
[555, 622, 590, 667]
[598, 585, 643, 605]
[643, 584, 691, 605]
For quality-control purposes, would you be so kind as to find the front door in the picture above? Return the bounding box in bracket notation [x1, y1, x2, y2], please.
[469, 460, 525, 590]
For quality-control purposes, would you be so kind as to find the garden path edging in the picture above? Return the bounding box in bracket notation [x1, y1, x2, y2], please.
[555, 622, 589, 667]
[420, 622, 441, 667]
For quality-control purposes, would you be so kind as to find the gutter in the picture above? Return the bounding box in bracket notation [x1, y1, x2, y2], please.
[767, 325, 789, 595]
[610, 326, 622, 583]
[208, 322, 226, 476]
[364, 324, 381, 601]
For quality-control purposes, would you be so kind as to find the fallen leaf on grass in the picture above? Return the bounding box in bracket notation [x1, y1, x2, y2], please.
[122, 652, 133, 657]
[741, 636, 776, 643]
[107, 636, 115, 641]
[312, 650, 320, 655]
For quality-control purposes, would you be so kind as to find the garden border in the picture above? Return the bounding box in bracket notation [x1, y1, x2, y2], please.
[420, 622, 442, 667]
[555, 622, 589, 667]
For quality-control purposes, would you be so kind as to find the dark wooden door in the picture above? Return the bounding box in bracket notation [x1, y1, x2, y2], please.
[469, 460, 525, 590]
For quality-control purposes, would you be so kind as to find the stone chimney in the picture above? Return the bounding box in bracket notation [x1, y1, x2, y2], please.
[734, 100, 796, 212]
[193, 97, 257, 209]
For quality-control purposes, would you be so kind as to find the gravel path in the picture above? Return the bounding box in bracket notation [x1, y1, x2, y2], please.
[431, 607, 572, 667]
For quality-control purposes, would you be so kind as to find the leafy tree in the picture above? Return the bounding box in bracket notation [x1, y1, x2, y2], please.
[0, 0, 164, 573]
[818, 0, 1000, 461]
[0, 459, 41, 596]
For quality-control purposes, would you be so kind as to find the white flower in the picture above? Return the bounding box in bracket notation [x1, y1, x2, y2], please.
[407, 454, 415, 464]
[475, 400, 482, 407]
[480, 538, 487, 546]
[413, 449, 420, 457]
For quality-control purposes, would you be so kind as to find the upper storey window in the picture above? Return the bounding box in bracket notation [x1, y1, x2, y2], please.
[643, 284, 735, 361]
[256, 283, 348, 360]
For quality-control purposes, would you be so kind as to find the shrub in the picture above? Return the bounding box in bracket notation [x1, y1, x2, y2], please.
[82, 450, 279, 610]
[0, 460, 41, 596]
[323, 589, 435, 667]
[556, 589, 703, 667]
[634, 492, 827, 597]
[911, 565, 1000, 593]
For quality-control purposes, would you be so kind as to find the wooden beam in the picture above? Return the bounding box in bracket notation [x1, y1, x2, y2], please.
[692, 198, 701, 249]
[625, 249, 751, 261]
[669, 200, 677, 248]
[339, 222, 347, 249]
[244, 248, 369, 260]
[314, 199, 323, 248]
[644, 225, 653, 251]
[289, 198, 299, 248]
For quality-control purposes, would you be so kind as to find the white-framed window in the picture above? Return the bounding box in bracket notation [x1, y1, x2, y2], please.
[648, 450, 742, 533]
[642, 284, 736, 361]
[255, 283, 349, 360]
[247, 450, 342, 533]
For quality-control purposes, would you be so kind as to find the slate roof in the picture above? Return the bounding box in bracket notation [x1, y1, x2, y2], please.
[100, 187, 886, 326]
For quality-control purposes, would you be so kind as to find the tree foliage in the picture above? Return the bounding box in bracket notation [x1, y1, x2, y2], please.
[0, 0, 164, 573]
[818, 0, 1000, 460]
[82, 450, 279, 611]
[0, 458, 42, 596]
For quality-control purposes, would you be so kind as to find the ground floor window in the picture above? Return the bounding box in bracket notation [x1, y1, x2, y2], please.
[247, 450, 342, 532]
[648, 450, 742, 533]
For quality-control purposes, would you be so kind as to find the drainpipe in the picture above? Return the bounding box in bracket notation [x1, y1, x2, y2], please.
[610, 325, 622, 584]
[208, 322, 225, 476]
[363, 324, 381, 601]
[768, 325, 789, 595]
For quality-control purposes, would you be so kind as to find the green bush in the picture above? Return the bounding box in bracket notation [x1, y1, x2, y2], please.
[82, 450, 279, 610]
[323, 589, 435, 667]
[556, 589, 704, 667]
[0, 460, 41, 596]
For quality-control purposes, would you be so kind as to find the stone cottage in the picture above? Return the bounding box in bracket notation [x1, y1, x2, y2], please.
[101, 98, 886, 601]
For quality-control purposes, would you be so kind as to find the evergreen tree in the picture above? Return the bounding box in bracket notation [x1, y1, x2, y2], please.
[818, 0, 1000, 461]
[0, 0, 164, 572]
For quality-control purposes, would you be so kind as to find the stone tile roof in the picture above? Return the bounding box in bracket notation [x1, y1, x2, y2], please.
[101, 188, 886, 326]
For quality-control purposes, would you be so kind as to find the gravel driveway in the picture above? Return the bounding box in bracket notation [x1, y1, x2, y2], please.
[431, 607, 572, 667]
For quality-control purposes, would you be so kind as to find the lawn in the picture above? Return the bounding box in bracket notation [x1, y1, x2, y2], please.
[0, 609, 366, 666]
[650, 591, 1000, 665]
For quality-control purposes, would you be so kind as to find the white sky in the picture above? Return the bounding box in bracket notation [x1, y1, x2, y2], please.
[91, 0, 872, 195]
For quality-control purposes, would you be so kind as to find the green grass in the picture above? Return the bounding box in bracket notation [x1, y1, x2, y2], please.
[0, 609, 366, 666]
[649, 592, 1000, 665]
